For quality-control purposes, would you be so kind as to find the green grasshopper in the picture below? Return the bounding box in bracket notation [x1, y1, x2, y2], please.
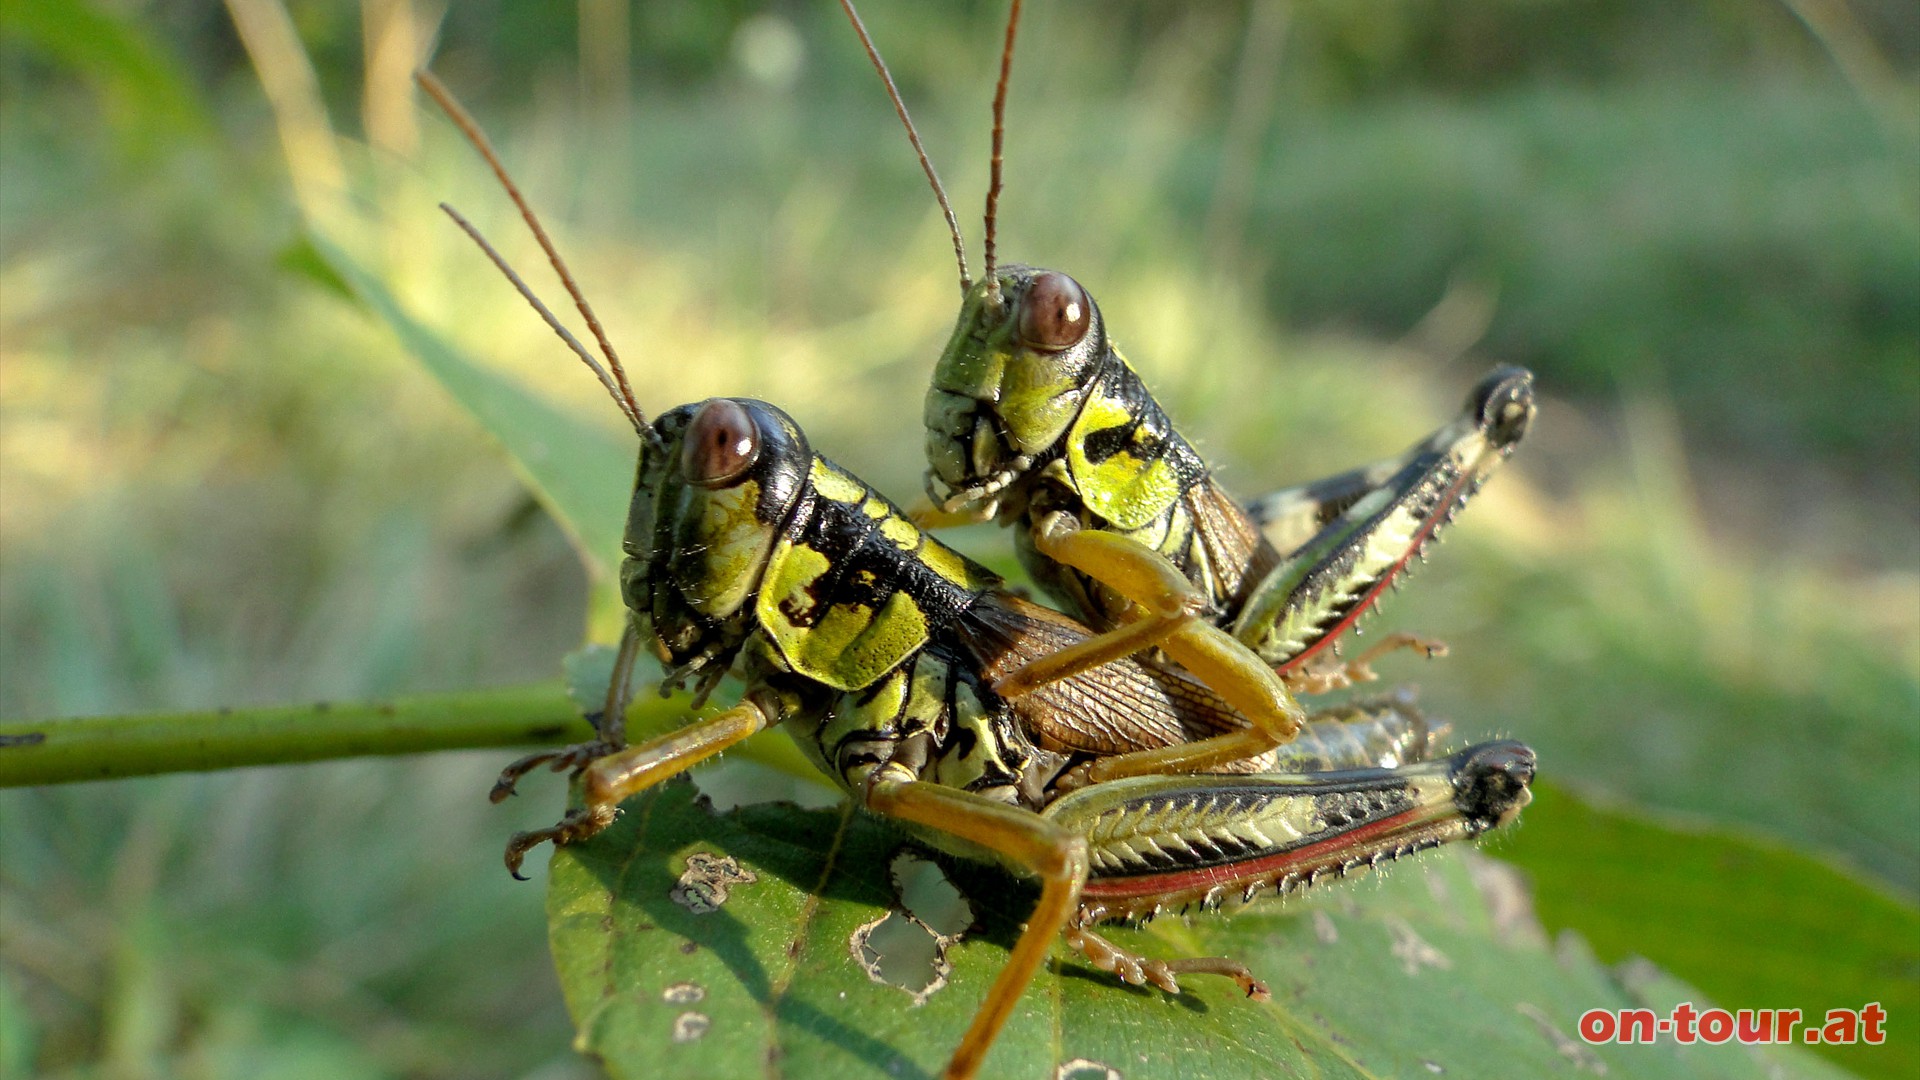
[844, 1, 1535, 786]
[418, 72, 1534, 1080]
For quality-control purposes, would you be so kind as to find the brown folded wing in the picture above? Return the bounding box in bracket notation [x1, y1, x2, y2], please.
[954, 595, 1266, 766]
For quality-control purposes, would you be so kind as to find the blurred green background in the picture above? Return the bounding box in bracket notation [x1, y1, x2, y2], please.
[1, 0, 1915, 1077]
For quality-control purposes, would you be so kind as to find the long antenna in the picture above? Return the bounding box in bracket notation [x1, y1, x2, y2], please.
[838, 0, 971, 294]
[438, 203, 640, 431]
[415, 70, 655, 442]
[983, 0, 1022, 310]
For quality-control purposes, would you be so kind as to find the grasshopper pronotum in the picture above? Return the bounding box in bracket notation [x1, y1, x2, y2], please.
[418, 63, 1533, 1080]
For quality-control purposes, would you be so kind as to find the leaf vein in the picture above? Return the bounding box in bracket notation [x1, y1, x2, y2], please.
[762, 798, 856, 1079]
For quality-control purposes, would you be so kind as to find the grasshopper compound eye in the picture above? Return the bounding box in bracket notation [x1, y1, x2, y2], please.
[683, 399, 760, 487]
[1017, 272, 1090, 352]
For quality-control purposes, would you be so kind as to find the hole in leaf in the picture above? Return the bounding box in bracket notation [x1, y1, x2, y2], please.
[848, 851, 975, 1004]
[891, 851, 973, 937]
[854, 910, 946, 997]
[689, 756, 844, 812]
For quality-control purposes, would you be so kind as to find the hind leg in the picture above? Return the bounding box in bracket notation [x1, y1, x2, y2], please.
[1066, 924, 1269, 1000]
[1281, 631, 1449, 695]
[994, 514, 1305, 782]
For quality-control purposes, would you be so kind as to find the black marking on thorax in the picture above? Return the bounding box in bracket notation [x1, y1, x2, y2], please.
[1079, 360, 1210, 494]
[782, 466, 989, 633]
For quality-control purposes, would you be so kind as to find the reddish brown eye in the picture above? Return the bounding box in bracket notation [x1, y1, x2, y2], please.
[1016, 272, 1090, 351]
[682, 399, 759, 486]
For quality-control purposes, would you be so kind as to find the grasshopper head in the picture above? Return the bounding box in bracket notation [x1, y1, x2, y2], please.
[924, 266, 1107, 514]
[621, 398, 812, 670]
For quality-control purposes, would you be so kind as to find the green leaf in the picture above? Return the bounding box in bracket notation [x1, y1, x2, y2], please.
[1506, 783, 1919, 1080]
[0, 0, 210, 156]
[547, 779, 1853, 1079]
[305, 232, 634, 582]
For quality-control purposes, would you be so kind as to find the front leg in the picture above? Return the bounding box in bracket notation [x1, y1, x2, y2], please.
[502, 699, 771, 879]
[907, 496, 998, 531]
[596, 615, 646, 746]
[491, 618, 649, 804]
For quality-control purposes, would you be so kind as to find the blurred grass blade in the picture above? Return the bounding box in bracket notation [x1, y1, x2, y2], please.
[221, 0, 344, 213]
[1506, 782, 1918, 1080]
[304, 230, 632, 582]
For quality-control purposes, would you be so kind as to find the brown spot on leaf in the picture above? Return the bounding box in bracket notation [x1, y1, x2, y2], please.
[1311, 910, 1338, 944]
[1466, 853, 1548, 948]
[670, 852, 756, 914]
[1517, 1003, 1607, 1074]
[1386, 917, 1452, 975]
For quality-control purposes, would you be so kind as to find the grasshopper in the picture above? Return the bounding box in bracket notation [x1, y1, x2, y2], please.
[844, 1, 1535, 785]
[418, 72, 1534, 1080]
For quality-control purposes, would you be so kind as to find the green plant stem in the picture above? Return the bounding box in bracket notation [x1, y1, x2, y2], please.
[0, 682, 623, 786]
